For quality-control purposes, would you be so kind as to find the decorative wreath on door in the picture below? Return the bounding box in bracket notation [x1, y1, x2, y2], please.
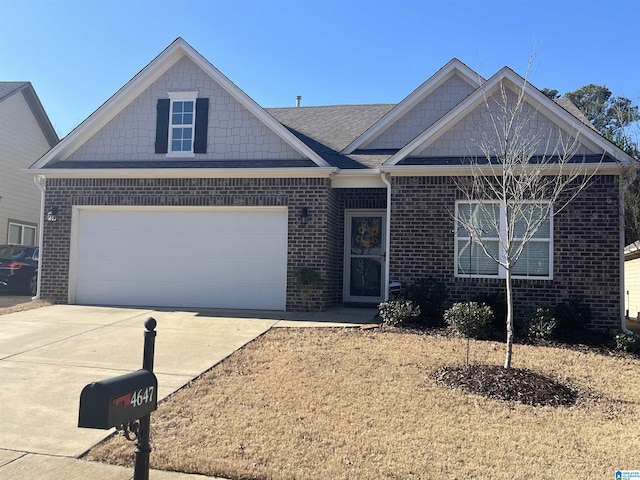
[355, 222, 379, 249]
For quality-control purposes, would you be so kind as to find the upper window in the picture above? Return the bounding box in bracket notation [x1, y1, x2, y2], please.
[455, 201, 552, 280]
[169, 92, 196, 154]
[155, 93, 209, 157]
[8, 222, 37, 246]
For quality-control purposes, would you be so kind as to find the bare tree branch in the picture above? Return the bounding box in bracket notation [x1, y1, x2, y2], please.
[453, 58, 600, 368]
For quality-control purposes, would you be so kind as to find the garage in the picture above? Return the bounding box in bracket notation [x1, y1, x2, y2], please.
[69, 207, 288, 310]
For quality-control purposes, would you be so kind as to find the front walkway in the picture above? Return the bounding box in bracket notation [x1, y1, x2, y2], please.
[0, 304, 375, 479]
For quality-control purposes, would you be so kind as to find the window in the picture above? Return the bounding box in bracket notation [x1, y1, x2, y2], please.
[170, 99, 194, 153]
[155, 93, 209, 156]
[455, 201, 552, 279]
[8, 222, 37, 246]
[510, 203, 551, 277]
[456, 202, 500, 276]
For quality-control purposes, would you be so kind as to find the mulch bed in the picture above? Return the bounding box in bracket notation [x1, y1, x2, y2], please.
[434, 364, 580, 407]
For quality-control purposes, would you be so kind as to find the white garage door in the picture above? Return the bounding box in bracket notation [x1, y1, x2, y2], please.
[70, 207, 288, 310]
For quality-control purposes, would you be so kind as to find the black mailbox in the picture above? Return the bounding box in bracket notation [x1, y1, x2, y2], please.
[78, 369, 158, 430]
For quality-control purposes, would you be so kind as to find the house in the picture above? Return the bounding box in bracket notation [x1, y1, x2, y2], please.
[0, 82, 58, 246]
[624, 241, 640, 319]
[29, 38, 633, 331]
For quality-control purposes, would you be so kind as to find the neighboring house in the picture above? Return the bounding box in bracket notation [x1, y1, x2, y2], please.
[0, 82, 58, 245]
[624, 241, 640, 319]
[29, 38, 633, 331]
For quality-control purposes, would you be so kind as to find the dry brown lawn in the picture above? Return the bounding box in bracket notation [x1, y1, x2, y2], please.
[0, 298, 51, 316]
[86, 327, 640, 480]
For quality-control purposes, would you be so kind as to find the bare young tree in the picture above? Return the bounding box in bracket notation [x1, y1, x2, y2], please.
[455, 66, 598, 369]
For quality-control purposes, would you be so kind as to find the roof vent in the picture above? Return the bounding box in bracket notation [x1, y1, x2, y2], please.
[296, 95, 302, 107]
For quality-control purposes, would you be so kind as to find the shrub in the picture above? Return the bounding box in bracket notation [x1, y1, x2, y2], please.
[295, 267, 322, 311]
[443, 302, 494, 339]
[614, 333, 640, 353]
[378, 300, 421, 327]
[554, 298, 591, 330]
[526, 307, 557, 340]
[406, 277, 448, 324]
[472, 291, 507, 335]
[295, 267, 322, 287]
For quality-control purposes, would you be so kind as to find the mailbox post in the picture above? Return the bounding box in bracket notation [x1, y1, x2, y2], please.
[134, 317, 157, 480]
[79, 317, 158, 480]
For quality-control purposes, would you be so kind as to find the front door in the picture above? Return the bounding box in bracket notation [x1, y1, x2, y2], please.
[344, 211, 386, 303]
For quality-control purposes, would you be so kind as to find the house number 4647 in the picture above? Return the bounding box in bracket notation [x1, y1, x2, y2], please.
[130, 386, 154, 407]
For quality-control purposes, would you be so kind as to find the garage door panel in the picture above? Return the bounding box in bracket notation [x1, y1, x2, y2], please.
[77, 279, 284, 310]
[78, 257, 286, 284]
[72, 208, 288, 310]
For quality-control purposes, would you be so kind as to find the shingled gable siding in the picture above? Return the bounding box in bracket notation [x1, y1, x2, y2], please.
[388, 175, 622, 331]
[40, 177, 338, 312]
[365, 74, 475, 150]
[64, 56, 304, 162]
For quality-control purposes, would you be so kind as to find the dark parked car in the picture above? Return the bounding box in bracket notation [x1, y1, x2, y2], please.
[0, 245, 38, 296]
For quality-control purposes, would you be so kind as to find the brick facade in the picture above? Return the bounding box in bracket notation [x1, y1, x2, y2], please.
[40, 175, 622, 329]
[41, 177, 338, 311]
[388, 175, 622, 330]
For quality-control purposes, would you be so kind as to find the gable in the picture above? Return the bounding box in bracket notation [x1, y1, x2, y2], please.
[362, 73, 475, 150]
[384, 67, 633, 168]
[415, 90, 598, 158]
[0, 82, 58, 149]
[33, 38, 329, 171]
[0, 88, 53, 243]
[64, 56, 305, 163]
[0, 89, 54, 162]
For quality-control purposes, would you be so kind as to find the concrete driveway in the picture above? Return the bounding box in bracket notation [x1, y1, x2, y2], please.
[0, 304, 374, 479]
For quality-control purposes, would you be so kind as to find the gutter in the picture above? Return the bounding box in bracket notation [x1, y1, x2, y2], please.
[25, 167, 338, 180]
[381, 172, 392, 301]
[33, 175, 46, 301]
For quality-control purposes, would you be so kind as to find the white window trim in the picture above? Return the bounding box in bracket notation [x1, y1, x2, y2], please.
[8, 222, 37, 246]
[167, 91, 199, 158]
[454, 200, 553, 280]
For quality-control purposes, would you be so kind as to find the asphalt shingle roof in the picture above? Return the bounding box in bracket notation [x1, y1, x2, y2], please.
[0, 82, 28, 102]
[266, 104, 395, 169]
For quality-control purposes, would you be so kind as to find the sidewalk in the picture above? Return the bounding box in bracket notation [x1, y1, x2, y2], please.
[0, 304, 375, 479]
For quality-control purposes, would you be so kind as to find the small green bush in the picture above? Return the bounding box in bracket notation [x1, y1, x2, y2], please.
[527, 307, 557, 340]
[295, 267, 322, 311]
[378, 300, 421, 327]
[554, 298, 591, 330]
[614, 333, 640, 353]
[472, 291, 507, 336]
[406, 277, 448, 322]
[443, 302, 494, 339]
[295, 267, 323, 287]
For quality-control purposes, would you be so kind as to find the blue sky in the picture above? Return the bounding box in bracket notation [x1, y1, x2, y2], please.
[1, 0, 638, 138]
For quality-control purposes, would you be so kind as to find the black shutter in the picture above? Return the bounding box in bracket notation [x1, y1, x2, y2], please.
[154, 99, 170, 154]
[194, 98, 209, 154]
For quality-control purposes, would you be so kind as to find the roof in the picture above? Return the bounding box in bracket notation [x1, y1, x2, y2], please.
[625, 241, 640, 260]
[0, 81, 59, 147]
[28, 38, 635, 176]
[0, 82, 29, 101]
[553, 97, 599, 133]
[266, 104, 394, 169]
[32, 37, 328, 170]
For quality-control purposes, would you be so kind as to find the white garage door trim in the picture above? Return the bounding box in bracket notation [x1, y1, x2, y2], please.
[69, 206, 288, 310]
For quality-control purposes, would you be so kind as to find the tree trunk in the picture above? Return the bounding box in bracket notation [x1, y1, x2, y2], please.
[504, 267, 514, 369]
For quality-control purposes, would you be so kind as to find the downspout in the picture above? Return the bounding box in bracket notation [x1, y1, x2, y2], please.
[381, 172, 392, 301]
[33, 175, 46, 300]
[620, 177, 634, 334]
